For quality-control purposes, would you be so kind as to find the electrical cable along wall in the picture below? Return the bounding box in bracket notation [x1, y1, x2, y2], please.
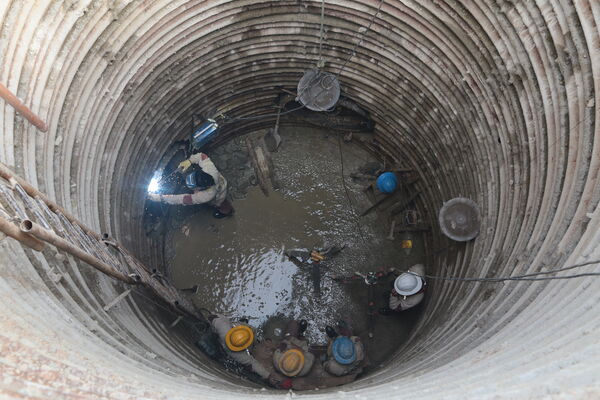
[0, 0, 599, 398]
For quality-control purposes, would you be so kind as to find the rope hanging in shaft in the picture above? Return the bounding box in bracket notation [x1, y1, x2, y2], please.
[317, 0, 326, 68]
[337, 0, 385, 75]
[223, 0, 386, 123]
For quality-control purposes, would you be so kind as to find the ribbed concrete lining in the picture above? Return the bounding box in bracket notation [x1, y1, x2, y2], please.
[0, 0, 599, 398]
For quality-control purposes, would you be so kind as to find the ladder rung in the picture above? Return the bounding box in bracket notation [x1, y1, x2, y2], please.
[34, 197, 66, 235]
[74, 224, 111, 262]
[12, 183, 52, 230]
[71, 221, 122, 272]
[56, 213, 95, 255]
[53, 212, 78, 245]
[87, 233, 124, 273]
[0, 184, 28, 220]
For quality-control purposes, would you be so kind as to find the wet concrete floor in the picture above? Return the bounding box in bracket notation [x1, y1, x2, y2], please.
[164, 126, 426, 372]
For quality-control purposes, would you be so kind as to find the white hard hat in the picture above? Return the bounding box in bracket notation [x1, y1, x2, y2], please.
[394, 272, 423, 296]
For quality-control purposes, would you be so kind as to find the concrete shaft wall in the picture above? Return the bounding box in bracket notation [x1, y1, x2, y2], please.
[0, 0, 599, 398]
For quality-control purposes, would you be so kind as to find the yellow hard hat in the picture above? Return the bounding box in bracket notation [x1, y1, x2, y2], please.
[278, 349, 305, 377]
[225, 325, 254, 351]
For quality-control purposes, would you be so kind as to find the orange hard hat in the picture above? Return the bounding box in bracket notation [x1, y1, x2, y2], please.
[225, 325, 254, 351]
[278, 349, 305, 377]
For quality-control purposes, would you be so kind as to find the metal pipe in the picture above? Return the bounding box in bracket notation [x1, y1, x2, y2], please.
[20, 219, 136, 284]
[0, 83, 48, 132]
[0, 215, 45, 251]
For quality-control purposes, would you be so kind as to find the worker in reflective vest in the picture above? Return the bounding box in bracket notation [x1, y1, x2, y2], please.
[147, 152, 233, 218]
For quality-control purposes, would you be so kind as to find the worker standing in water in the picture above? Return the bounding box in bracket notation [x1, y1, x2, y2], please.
[380, 263, 426, 314]
[322, 322, 365, 377]
[209, 314, 288, 388]
[272, 320, 315, 379]
[147, 152, 233, 218]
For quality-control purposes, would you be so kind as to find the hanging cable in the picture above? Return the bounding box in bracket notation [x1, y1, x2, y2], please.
[337, 0, 385, 76]
[337, 133, 372, 247]
[318, 0, 326, 67]
[401, 259, 600, 282]
[223, 104, 305, 123]
[333, 1, 387, 250]
[222, 0, 385, 125]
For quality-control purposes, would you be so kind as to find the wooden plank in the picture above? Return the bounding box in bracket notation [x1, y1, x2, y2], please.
[245, 137, 272, 196]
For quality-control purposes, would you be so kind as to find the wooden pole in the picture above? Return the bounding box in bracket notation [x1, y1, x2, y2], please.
[0, 83, 48, 132]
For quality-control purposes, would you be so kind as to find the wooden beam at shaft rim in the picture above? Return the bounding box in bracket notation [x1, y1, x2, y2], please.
[0, 83, 48, 132]
[20, 219, 137, 284]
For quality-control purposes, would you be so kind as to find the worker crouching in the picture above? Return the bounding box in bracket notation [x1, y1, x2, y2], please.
[272, 320, 315, 379]
[209, 314, 282, 386]
[323, 324, 365, 377]
[381, 263, 426, 314]
[147, 152, 233, 218]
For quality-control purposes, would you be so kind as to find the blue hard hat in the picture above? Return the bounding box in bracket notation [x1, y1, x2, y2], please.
[376, 172, 398, 193]
[332, 336, 356, 365]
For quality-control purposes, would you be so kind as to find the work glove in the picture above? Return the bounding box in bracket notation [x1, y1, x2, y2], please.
[178, 159, 192, 172]
[310, 250, 324, 262]
[279, 378, 293, 390]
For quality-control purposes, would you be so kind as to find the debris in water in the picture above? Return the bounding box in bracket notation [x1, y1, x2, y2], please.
[181, 225, 190, 236]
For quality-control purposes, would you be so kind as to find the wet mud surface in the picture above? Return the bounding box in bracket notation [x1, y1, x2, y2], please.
[163, 127, 425, 372]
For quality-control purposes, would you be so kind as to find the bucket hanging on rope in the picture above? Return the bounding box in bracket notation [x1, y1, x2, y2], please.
[296, 69, 340, 111]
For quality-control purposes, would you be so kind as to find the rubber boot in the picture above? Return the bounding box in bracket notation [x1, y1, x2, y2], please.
[299, 320, 308, 336]
[213, 210, 229, 219]
[325, 325, 338, 339]
[213, 199, 234, 219]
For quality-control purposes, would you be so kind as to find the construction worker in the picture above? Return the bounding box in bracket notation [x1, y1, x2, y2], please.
[323, 323, 365, 377]
[147, 152, 233, 218]
[272, 320, 315, 379]
[209, 314, 287, 387]
[381, 263, 426, 313]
